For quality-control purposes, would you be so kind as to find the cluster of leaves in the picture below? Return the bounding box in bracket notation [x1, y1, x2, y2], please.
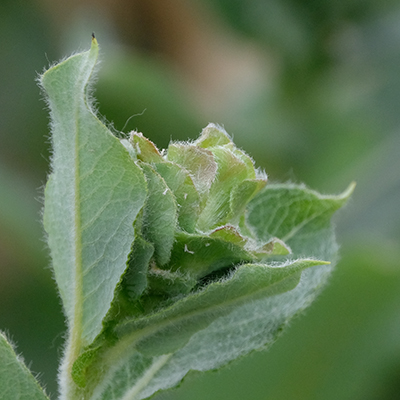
[0, 37, 353, 400]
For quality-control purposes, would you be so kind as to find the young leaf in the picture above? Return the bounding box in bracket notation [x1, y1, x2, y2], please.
[164, 230, 253, 280]
[39, 37, 147, 395]
[131, 132, 164, 163]
[39, 38, 353, 400]
[124, 234, 155, 301]
[166, 143, 217, 196]
[246, 182, 356, 260]
[153, 162, 201, 233]
[78, 259, 328, 399]
[196, 146, 250, 230]
[229, 178, 267, 225]
[194, 123, 232, 148]
[140, 164, 177, 266]
[0, 332, 49, 400]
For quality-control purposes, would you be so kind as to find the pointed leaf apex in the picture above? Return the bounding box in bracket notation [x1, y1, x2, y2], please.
[340, 181, 356, 200]
[196, 123, 232, 148]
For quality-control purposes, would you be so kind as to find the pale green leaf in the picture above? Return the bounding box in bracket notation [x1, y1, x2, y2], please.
[196, 146, 250, 230]
[147, 267, 198, 296]
[0, 332, 49, 400]
[153, 162, 200, 233]
[246, 182, 356, 260]
[77, 181, 352, 400]
[81, 259, 326, 400]
[40, 38, 147, 347]
[164, 230, 253, 280]
[166, 143, 217, 196]
[39, 38, 148, 398]
[209, 225, 247, 246]
[254, 237, 292, 257]
[124, 234, 155, 301]
[229, 178, 267, 225]
[39, 38, 354, 400]
[140, 164, 177, 266]
[194, 123, 232, 148]
[131, 132, 164, 163]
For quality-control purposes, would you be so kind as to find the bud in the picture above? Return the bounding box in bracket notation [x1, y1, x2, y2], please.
[122, 124, 290, 304]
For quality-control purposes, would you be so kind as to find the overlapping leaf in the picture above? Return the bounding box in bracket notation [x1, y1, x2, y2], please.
[39, 39, 353, 400]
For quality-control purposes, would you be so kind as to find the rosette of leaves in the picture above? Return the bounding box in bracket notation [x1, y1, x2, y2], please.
[0, 37, 354, 400]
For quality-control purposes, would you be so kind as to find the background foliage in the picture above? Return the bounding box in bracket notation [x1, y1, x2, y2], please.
[0, 0, 399, 399]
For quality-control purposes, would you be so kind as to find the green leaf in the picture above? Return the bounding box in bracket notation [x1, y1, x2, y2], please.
[147, 267, 198, 296]
[229, 178, 267, 225]
[246, 182, 356, 260]
[166, 143, 217, 196]
[79, 259, 327, 399]
[194, 123, 232, 148]
[131, 132, 164, 163]
[164, 230, 253, 280]
[0, 332, 49, 400]
[123, 259, 325, 354]
[254, 237, 292, 257]
[39, 38, 147, 395]
[79, 183, 352, 399]
[124, 234, 155, 301]
[153, 162, 201, 233]
[196, 146, 251, 230]
[39, 38, 354, 400]
[209, 225, 247, 246]
[140, 164, 177, 266]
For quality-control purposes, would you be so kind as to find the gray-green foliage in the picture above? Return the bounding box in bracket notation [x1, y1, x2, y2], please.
[0, 332, 49, 400]
[0, 38, 353, 400]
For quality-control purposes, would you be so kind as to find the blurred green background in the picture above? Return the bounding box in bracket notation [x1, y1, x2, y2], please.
[1, 0, 399, 399]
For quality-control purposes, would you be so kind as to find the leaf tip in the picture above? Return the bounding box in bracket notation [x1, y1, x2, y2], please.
[345, 181, 357, 196]
[91, 32, 98, 48]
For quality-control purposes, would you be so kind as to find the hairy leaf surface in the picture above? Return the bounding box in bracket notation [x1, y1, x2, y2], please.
[246, 183, 355, 259]
[80, 259, 327, 399]
[39, 38, 353, 400]
[39, 39, 147, 400]
[40, 37, 147, 347]
[0, 332, 49, 400]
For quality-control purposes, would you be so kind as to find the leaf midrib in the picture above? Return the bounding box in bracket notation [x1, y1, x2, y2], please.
[69, 50, 98, 368]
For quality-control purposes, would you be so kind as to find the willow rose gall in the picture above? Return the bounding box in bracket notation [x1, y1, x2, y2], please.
[0, 36, 353, 400]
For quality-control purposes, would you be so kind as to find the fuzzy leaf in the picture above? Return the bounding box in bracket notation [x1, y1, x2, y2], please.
[153, 162, 200, 233]
[229, 178, 267, 225]
[40, 38, 147, 347]
[246, 182, 356, 259]
[40, 38, 353, 400]
[39, 38, 148, 399]
[166, 143, 217, 196]
[164, 230, 253, 280]
[140, 164, 177, 265]
[124, 234, 155, 301]
[147, 267, 198, 296]
[197, 146, 251, 230]
[80, 259, 327, 400]
[131, 132, 164, 163]
[77, 180, 353, 400]
[0, 332, 49, 400]
[194, 123, 232, 148]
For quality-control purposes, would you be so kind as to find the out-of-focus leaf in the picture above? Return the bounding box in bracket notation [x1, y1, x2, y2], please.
[0, 332, 49, 400]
